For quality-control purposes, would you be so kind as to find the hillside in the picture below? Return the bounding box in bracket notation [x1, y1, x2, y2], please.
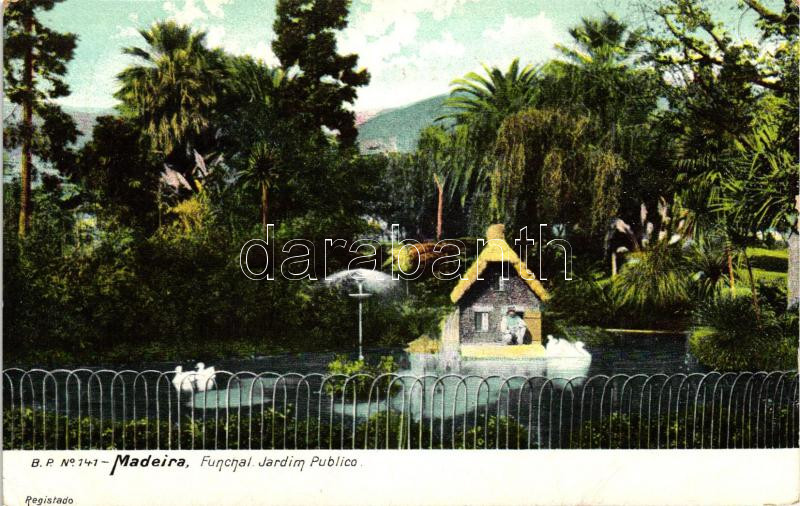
[3, 101, 109, 146]
[356, 94, 451, 153]
[3, 95, 448, 158]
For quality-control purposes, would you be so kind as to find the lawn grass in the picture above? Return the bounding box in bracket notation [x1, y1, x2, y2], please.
[746, 247, 788, 274]
[733, 247, 789, 291]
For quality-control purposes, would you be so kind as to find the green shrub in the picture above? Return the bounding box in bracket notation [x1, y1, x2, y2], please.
[569, 406, 798, 449]
[3, 407, 530, 450]
[611, 242, 691, 314]
[689, 294, 798, 371]
[325, 354, 398, 399]
[547, 274, 620, 327]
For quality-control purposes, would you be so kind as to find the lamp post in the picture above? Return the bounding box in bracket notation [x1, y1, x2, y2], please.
[348, 271, 372, 361]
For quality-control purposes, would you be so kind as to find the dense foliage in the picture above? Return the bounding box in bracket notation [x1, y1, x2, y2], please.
[3, 408, 529, 450]
[689, 288, 798, 371]
[2, 0, 797, 370]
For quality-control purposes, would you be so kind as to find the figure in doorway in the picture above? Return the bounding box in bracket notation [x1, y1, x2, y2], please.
[500, 308, 526, 345]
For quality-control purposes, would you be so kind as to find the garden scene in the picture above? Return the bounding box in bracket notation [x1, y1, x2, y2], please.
[2, 0, 798, 449]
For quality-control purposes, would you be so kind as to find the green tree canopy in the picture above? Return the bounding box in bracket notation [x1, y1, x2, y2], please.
[3, 0, 78, 236]
[115, 21, 225, 181]
[271, 0, 369, 147]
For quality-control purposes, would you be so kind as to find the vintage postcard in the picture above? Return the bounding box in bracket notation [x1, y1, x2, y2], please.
[2, 0, 799, 504]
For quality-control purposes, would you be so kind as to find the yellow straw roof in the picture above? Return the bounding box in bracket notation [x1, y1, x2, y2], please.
[450, 224, 549, 303]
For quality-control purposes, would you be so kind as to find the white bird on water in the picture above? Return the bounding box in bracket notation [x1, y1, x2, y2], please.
[194, 362, 217, 392]
[545, 335, 591, 358]
[172, 366, 197, 393]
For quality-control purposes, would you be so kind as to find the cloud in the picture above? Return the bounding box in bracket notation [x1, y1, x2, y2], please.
[247, 40, 280, 66]
[164, 1, 277, 67]
[163, 0, 207, 24]
[114, 25, 141, 40]
[353, 33, 468, 110]
[420, 32, 465, 58]
[203, 0, 233, 18]
[163, 0, 232, 25]
[352, 0, 479, 36]
[482, 13, 559, 49]
[475, 13, 560, 70]
[204, 24, 280, 66]
[205, 24, 227, 47]
[352, 12, 563, 110]
[341, 0, 478, 62]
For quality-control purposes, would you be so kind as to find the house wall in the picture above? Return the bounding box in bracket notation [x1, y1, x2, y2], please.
[457, 263, 541, 344]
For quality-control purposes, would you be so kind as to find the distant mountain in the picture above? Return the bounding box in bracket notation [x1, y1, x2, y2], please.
[63, 105, 111, 143]
[357, 94, 452, 153]
[4, 95, 450, 158]
[3, 101, 111, 146]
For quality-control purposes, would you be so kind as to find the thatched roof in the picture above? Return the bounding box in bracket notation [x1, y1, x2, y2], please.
[450, 224, 549, 303]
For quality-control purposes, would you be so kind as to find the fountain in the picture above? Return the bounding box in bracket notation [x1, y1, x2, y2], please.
[325, 268, 399, 294]
[347, 271, 372, 361]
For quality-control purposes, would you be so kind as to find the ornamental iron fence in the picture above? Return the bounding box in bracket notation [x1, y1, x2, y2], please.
[3, 369, 798, 450]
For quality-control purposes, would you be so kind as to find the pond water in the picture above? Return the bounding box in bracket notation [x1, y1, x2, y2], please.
[5, 332, 704, 425]
[107, 331, 698, 376]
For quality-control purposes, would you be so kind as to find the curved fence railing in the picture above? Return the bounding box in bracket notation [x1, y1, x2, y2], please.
[3, 369, 798, 450]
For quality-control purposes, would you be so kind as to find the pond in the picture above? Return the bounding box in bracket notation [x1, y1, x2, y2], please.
[96, 331, 697, 376]
[4, 332, 701, 420]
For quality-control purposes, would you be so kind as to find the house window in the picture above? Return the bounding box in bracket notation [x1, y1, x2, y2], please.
[474, 311, 490, 332]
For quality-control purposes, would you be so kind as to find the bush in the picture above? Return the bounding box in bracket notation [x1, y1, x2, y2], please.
[325, 354, 398, 399]
[689, 294, 798, 371]
[611, 242, 691, 314]
[3, 407, 530, 450]
[405, 335, 440, 353]
[569, 407, 798, 449]
[547, 274, 620, 327]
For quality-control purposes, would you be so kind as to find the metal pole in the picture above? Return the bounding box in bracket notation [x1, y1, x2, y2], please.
[349, 272, 371, 362]
[358, 283, 364, 360]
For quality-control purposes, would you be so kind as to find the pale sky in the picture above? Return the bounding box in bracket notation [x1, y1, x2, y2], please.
[41, 0, 766, 112]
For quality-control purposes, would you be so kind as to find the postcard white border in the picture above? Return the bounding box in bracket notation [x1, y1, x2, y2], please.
[3, 449, 799, 506]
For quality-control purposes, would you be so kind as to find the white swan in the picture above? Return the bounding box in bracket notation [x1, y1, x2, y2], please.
[574, 341, 591, 357]
[545, 338, 592, 389]
[545, 335, 560, 356]
[545, 336, 573, 357]
[195, 362, 217, 392]
[172, 366, 197, 393]
[546, 337, 592, 358]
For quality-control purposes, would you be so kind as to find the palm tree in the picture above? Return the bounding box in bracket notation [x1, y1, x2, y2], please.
[549, 13, 651, 143]
[242, 142, 279, 231]
[115, 21, 224, 182]
[715, 122, 799, 309]
[220, 56, 289, 229]
[439, 59, 540, 221]
[441, 58, 540, 129]
[555, 13, 643, 70]
[415, 126, 452, 240]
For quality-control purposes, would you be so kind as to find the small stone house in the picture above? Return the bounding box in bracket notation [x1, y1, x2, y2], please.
[444, 224, 549, 349]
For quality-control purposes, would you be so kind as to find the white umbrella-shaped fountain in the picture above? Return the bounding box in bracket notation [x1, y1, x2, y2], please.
[325, 268, 400, 360]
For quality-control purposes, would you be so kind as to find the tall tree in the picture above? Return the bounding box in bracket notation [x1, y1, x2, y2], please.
[219, 56, 294, 229]
[415, 126, 452, 241]
[3, 0, 78, 237]
[271, 0, 369, 147]
[647, 0, 799, 306]
[440, 59, 540, 226]
[548, 14, 656, 137]
[544, 13, 669, 225]
[442, 58, 540, 135]
[115, 21, 225, 186]
[74, 116, 161, 231]
[492, 107, 625, 235]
